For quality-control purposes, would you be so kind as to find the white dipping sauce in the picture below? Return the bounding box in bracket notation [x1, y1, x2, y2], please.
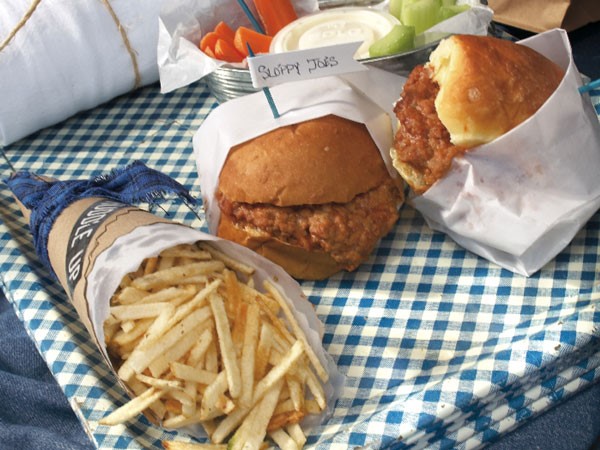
[270, 8, 400, 60]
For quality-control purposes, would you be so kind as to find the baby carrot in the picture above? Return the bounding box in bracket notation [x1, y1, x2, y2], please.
[203, 46, 216, 59]
[234, 26, 273, 56]
[214, 38, 245, 62]
[214, 20, 236, 42]
[253, 0, 298, 36]
[199, 31, 219, 54]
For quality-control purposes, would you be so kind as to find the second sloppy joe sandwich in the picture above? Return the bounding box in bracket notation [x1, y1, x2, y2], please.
[389, 29, 600, 276]
[392, 33, 564, 194]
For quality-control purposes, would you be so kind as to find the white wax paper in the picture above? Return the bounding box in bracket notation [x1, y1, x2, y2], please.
[410, 29, 600, 276]
[87, 221, 344, 437]
[192, 75, 403, 234]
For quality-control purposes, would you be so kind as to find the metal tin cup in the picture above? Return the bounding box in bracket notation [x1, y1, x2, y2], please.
[205, 42, 440, 103]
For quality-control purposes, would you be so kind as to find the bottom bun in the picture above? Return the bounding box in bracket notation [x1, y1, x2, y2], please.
[217, 214, 343, 280]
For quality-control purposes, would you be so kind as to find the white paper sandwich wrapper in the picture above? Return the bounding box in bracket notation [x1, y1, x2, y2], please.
[192, 75, 402, 235]
[87, 222, 344, 436]
[410, 29, 600, 277]
[0, 0, 161, 146]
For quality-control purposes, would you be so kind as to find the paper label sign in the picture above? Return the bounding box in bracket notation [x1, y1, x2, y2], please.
[247, 42, 367, 88]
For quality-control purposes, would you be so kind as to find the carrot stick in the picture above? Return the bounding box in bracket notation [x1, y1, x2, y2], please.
[234, 26, 273, 57]
[214, 38, 245, 62]
[203, 46, 216, 59]
[214, 21, 236, 42]
[199, 31, 219, 54]
[253, 0, 298, 36]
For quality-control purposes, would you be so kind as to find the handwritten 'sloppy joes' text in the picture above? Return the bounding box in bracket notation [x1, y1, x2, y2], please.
[257, 55, 339, 81]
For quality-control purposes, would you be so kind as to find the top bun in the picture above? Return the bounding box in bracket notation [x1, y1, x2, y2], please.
[217, 114, 403, 280]
[218, 114, 393, 206]
[429, 34, 564, 147]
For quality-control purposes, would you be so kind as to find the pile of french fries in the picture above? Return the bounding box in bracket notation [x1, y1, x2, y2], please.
[101, 242, 329, 450]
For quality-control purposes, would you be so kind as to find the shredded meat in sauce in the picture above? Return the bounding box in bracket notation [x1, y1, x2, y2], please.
[218, 179, 400, 271]
[393, 65, 466, 190]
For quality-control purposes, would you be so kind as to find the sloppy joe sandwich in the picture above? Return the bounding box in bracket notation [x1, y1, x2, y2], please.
[392, 34, 564, 194]
[194, 75, 405, 280]
[387, 29, 600, 276]
[216, 114, 403, 280]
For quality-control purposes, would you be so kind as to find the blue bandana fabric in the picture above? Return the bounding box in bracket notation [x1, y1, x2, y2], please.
[5, 161, 196, 280]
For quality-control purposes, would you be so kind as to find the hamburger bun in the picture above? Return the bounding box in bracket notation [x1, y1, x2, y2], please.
[216, 114, 403, 280]
[392, 34, 564, 194]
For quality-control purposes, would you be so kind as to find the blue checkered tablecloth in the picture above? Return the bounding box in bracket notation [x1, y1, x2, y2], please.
[0, 80, 599, 450]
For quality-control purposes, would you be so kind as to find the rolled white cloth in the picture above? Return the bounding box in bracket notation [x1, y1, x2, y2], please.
[0, 0, 161, 147]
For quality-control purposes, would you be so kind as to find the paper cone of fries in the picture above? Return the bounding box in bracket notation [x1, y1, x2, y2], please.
[7, 166, 342, 446]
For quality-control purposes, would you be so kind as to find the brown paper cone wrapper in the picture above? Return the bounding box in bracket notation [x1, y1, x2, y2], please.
[18, 196, 172, 353]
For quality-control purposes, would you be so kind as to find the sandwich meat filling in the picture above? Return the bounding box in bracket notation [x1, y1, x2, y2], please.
[393, 65, 466, 191]
[218, 179, 400, 271]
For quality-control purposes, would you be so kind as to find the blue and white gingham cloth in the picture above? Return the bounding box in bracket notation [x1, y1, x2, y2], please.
[0, 80, 599, 450]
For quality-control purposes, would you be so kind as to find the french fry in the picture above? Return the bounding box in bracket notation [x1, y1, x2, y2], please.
[209, 294, 242, 399]
[204, 336, 220, 374]
[148, 327, 203, 378]
[127, 376, 167, 420]
[239, 302, 260, 407]
[269, 428, 300, 450]
[110, 302, 172, 321]
[102, 241, 329, 449]
[253, 341, 304, 404]
[186, 328, 214, 368]
[162, 410, 204, 428]
[215, 394, 236, 415]
[197, 243, 254, 277]
[123, 285, 197, 306]
[136, 373, 182, 390]
[112, 318, 153, 346]
[200, 371, 229, 420]
[159, 245, 211, 260]
[120, 306, 212, 378]
[268, 410, 304, 432]
[264, 282, 329, 383]
[228, 380, 283, 450]
[170, 362, 219, 385]
[166, 388, 196, 417]
[115, 286, 149, 305]
[99, 387, 164, 426]
[286, 423, 307, 448]
[210, 406, 249, 444]
[132, 261, 224, 290]
[254, 321, 274, 381]
[158, 255, 176, 270]
[286, 375, 304, 412]
[144, 256, 159, 274]
[273, 398, 295, 416]
[162, 440, 226, 449]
